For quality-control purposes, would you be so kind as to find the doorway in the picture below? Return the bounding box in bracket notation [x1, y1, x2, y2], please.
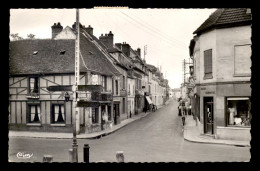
[204, 97, 214, 134]
[113, 104, 120, 125]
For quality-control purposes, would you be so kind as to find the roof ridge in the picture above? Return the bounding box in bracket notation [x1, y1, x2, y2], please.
[212, 8, 225, 27]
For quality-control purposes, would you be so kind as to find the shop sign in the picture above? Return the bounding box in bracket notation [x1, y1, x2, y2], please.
[201, 87, 206, 90]
[77, 101, 100, 107]
[113, 97, 120, 102]
[205, 91, 215, 94]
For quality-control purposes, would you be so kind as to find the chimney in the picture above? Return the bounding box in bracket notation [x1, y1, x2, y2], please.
[136, 48, 141, 57]
[115, 43, 122, 50]
[72, 22, 83, 30]
[99, 31, 114, 49]
[121, 43, 130, 57]
[51, 22, 63, 39]
[85, 25, 93, 35]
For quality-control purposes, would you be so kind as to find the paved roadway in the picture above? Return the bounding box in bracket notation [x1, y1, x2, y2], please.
[8, 99, 251, 162]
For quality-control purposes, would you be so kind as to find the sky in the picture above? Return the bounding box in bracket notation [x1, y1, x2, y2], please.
[9, 8, 216, 89]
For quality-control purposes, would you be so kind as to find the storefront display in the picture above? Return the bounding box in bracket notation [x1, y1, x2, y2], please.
[227, 97, 251, 127]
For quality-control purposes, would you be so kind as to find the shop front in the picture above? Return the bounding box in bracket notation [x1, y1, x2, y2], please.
[198, 82, 251, 141]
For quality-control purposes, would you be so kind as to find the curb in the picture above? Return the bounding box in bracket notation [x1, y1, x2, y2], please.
[184, 137, 250, 147]
[9, 111, 153, 140]
[90, 112, 151, 139]
[183, 130, 250, 147]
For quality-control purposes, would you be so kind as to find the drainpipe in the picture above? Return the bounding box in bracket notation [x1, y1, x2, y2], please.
[111, 75, 114, 124]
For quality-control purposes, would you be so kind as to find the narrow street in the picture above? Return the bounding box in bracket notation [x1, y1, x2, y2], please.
[8, 99, 250, 162]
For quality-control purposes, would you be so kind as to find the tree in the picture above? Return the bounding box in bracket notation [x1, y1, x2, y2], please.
[10, 33, 23, 41]
[27, 34, 35, 39]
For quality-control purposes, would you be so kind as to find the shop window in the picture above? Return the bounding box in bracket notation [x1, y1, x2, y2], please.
[204, 49, 213, 79]
[227, 97, 251, 127]
[27, 104, 41, 123]
[92, 107, 99, 123]
[51, 104, 65, 123]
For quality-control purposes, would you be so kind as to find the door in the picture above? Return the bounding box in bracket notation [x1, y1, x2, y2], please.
[204, 97, 214, 134]
[101, 105, 106, 130]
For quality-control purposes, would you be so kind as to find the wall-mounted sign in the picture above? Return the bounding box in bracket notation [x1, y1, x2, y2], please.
[205, 91, 215, 94]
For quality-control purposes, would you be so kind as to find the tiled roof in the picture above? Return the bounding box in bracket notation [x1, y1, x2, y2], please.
[193, 8, 252, 35]
[9, 39, 76, 75]
[9, 29, 121, 76]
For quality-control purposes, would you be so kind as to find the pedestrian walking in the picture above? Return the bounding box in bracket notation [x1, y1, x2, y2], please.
[178, 105, 181, 116]
[181, 102, 186, 127]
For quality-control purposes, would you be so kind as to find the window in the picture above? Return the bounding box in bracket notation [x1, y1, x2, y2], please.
[227, 97, 251, 127]
[123, 76, 125, 89]
[27, 104, 41, 123]
[51, 104, 65, 124]
[123, 98, 125, 113]
[115, 80, 119, 95]
[101, 75, 107, 91]
[234, 45, 251, 76]
[204, 49, 212, 79]
[92, 107, 99, 123]
[29, 77, 39, 94]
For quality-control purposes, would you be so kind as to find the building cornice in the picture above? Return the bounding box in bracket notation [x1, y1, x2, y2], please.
[196, 80, 250, 86]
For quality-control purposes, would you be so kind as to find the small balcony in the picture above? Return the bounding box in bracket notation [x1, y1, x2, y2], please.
[26, 92, 39, 99]
[77, 91, 112, 102]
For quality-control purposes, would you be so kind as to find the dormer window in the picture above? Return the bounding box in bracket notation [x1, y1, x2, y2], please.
[246, 8, 251, 14]
[60, 50, 66, 55]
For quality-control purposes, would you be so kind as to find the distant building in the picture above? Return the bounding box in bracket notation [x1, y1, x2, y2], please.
[172, 88, 181, 100]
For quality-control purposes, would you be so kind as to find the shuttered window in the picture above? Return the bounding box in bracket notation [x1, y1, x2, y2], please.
[204, 49, 213, 78]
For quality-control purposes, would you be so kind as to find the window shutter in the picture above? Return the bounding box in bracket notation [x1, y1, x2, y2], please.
[204, 49, 212, 75]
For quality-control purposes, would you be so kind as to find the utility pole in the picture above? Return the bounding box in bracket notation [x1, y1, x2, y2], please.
[183, 59, 192, 85]
[144, 45, 147, 62]
[72, 8, 80, 163]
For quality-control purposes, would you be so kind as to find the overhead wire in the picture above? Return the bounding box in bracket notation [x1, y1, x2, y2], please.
[126, 10, 188, 46]
[119, 11, 188, 50]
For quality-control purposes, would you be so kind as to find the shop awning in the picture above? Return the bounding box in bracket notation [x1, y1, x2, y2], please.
[145, 96, 153, 104]
[227, 97, 249, 100]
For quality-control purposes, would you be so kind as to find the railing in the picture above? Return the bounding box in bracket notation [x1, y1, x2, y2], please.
[78, 91, 112, 102]
[26, 92, 40, 99]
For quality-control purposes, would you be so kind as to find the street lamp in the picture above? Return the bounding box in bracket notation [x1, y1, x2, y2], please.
[72, 8, 80, 163]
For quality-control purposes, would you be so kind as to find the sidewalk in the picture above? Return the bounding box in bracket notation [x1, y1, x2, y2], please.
[9, 100, 170, 139]
[183, 115, 250, 147]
